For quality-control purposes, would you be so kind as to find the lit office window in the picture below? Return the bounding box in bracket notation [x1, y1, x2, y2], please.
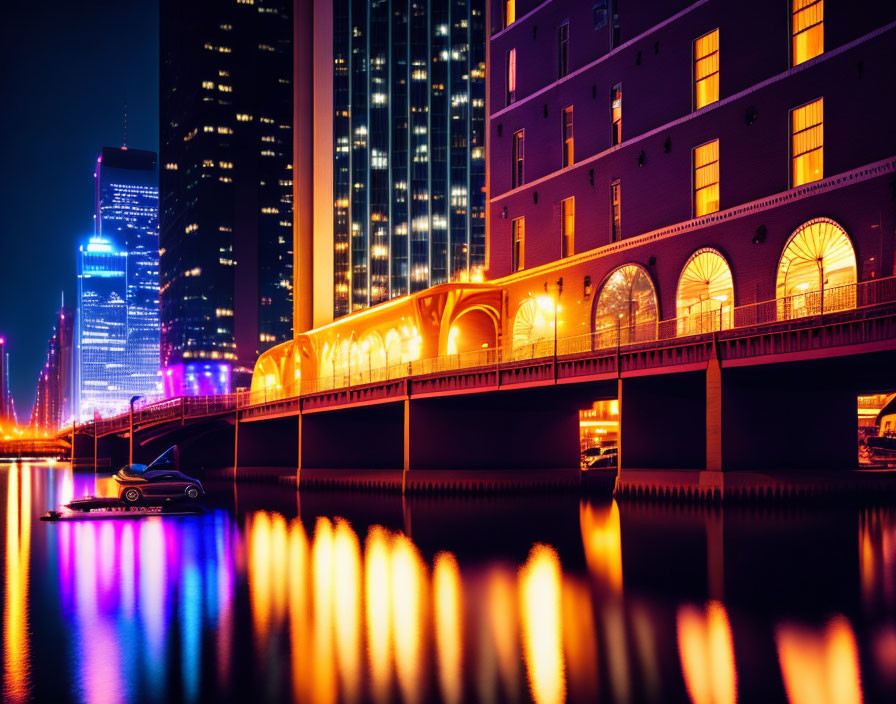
[504, 0, 515, 28]
[562, 106, 574, 167]
[792, 0, 823, 66]
[561, 197, 575, 258]
[610, 180, 621, 241]
[512, 217, 525, 272]
[512, 130, 525, 188]
[694, 29, 719, 110]
[610, 84, 622, 145]
[791, 98, 823, 187]
[558, 23, 569, 78]
[693, 139, 719, 216]
[506, 48, 517, 105]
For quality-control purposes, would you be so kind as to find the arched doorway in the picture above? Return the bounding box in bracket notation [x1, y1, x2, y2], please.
[448, 307, 498, 356]
[593, 264, 658, 347]
[776, 218, 856, 319]
[676, 248, 734, 335]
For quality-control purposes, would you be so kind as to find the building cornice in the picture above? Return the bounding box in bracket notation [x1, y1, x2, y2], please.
[489, 157, 896, 286]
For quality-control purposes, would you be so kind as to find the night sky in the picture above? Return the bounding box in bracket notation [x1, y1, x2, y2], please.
[0, 0, 158, 419]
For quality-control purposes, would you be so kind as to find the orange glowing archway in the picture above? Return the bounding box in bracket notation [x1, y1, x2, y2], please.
[776, 218, 856, 319]
[447, 306, 499, 355]
[676, 248, 734, 335]
[593, 264, 658, 345]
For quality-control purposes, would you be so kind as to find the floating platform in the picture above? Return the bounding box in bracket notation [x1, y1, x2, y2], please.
[41, 497, 205, 521]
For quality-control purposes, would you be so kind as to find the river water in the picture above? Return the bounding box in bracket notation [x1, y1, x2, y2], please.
[2, 461, 895, 703]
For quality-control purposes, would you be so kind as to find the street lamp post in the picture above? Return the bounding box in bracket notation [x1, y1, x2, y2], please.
[129, 395, 143, 466]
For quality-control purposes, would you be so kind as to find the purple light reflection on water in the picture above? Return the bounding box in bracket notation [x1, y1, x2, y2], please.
[6, 464, 896, 703]
[51, 497, 238, 704]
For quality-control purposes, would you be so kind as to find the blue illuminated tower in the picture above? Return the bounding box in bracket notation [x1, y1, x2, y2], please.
[76, 236, 129, 419]
[94, 147, 161, 400]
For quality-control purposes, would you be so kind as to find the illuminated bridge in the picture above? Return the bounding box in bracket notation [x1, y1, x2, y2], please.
[70, 260, 896, 499]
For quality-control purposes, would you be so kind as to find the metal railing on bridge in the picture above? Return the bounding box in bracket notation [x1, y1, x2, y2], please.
[83, 275, 896, 431]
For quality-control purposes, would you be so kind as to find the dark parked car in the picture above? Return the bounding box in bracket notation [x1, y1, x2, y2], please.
[114, 447, 204, 504]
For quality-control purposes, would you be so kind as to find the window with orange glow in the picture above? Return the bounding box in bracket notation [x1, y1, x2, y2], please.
[594, 264, 658, 345]
[694, 29, 719, 110]
[693, 139, 719, 217]
[676, 248, 734, 334]
[776, 218, 856, 318]
[503, 0, 515, 28]
[561, 197, 574, 258]
[610, 180, 621, 241]
[511, 217, 525, 272]
[791, 98, 823, 187]
[512, 129, 525, 188]
[610, 84, 622, 145]
[792, 0, 823, 66]
[561, 106, 574, 167]
[506, 48, 516, 105]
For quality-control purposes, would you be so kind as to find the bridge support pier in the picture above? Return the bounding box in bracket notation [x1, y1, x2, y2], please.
[617, 358, 864, 500]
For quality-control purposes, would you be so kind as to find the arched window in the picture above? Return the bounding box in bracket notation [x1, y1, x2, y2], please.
[776, 218, 856, 319]
[593, 265, 658, 346]
[676, 249, 734, 335]
[511, 297, 556, 358]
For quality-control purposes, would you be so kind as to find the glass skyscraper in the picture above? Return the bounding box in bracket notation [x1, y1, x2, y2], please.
[94, 147, 161, 400]
[332, 0, 486, 316]
[76, 236, 128, 419]
[160, 0, 293, 394]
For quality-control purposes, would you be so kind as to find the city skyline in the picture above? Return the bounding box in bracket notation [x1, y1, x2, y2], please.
[0, 0, 158, 416]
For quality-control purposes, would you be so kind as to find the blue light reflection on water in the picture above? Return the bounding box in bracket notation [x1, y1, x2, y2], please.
[4, 462, 896, 703]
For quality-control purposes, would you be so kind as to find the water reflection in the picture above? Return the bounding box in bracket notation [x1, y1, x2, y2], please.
[676, 601, 737, 704]
[4, 464, 31, 703]
[776, 616, 863, 704]
[5, 465, 896, 703]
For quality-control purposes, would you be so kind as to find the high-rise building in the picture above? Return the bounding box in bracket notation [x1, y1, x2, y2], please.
[329, 0, 487, 317]
[0, 337, 9, 426]
[94, 147, 161, 399]
[76, 235, 128, 420]
[160, 0, 294, 395]
[29, 307, 74, 434]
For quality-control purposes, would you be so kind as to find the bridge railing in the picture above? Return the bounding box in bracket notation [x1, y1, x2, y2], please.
[83, 274, 896, 427]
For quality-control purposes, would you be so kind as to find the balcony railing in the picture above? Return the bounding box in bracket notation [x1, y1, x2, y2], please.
[83, 275, 896, 430]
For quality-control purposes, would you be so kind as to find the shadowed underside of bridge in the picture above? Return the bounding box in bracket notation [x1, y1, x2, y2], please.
[70, 307, 896, 499]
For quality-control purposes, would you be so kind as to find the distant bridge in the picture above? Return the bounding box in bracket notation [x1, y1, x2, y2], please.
[62, 277, 896, 499]
[0, 437, 69, 460]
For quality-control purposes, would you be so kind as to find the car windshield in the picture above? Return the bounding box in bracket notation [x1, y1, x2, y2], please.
[147, 446, 179, 470]
[119, 464, 147, 478]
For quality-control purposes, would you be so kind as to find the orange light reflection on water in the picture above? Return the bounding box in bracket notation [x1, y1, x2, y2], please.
[433, 551, 463, 704]
[3, 464, 31, 704]
[676, 600, 737, 704]
[776, 615, 863, 704]
[519, 543, 566, 704]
